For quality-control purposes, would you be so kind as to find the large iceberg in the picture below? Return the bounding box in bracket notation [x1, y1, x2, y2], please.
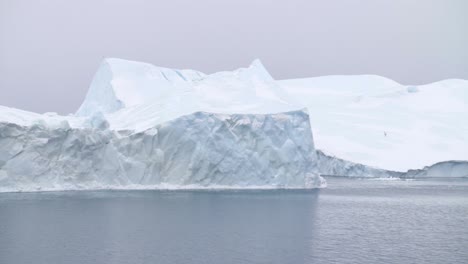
[0, 59, 328, 192]
[0, 58, 467, 192]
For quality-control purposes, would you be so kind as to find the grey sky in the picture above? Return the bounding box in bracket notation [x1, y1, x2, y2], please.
[1, 0, 467, 114]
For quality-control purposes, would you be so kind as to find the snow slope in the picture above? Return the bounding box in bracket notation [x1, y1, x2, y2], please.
[279, 76, 468, 171]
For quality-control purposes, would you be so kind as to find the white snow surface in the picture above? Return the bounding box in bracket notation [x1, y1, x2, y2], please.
[77, 58, 295, 131]
[279, 76, 468, 171]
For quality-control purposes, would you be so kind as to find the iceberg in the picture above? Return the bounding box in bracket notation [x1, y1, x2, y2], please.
[0, 58, 466, 192]
[0, 58, 325, 192]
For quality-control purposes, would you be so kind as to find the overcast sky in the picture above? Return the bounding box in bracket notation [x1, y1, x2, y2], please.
[1, 0, 467, 114]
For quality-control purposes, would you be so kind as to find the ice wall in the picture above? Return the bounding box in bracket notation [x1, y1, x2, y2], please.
[0, 110, 324, 192]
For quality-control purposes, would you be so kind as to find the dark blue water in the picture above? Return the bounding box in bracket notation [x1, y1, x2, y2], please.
[0, 178, 467, 264]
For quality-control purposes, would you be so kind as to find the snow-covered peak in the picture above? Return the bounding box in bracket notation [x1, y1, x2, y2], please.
[76, 58, 296, 130]
[244, 58, 275, 81]
[76, 58, 286, 118]
[76, 58, 205, 116]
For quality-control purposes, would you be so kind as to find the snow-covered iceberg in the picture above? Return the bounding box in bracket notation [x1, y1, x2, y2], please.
[0, 58, 466, 192]
[0, 59, 329, 192]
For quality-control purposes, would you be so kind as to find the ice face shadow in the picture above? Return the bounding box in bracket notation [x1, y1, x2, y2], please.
[0, 189, 320, 264]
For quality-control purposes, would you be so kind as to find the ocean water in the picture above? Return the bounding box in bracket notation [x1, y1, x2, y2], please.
[0, 178, 467, 264]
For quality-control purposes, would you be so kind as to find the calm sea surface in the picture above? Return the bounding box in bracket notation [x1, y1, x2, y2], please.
[0, 178, 467, 264]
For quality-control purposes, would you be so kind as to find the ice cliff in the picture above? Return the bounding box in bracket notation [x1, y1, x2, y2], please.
[0, 110, 324, 192]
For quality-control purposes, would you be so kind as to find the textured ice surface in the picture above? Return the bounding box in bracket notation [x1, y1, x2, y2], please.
[0, 110, 325, 192]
